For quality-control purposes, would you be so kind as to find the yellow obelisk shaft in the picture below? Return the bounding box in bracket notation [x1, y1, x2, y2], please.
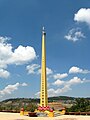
[40, 27, 48, 107]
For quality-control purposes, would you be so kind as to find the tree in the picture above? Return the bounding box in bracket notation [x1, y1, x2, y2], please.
[24, 103, 37, 112]
[67, 98, 90, 112]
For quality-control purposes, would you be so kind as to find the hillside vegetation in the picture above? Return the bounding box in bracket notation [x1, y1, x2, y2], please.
[0, 96, 90, 112]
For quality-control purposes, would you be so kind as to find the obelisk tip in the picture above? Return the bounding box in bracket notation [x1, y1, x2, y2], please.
[42, 26, 46, 34]
[43, 26, 45, 31]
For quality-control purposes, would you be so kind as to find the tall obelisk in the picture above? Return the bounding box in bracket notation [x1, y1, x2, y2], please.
[40, 27, 48, 107]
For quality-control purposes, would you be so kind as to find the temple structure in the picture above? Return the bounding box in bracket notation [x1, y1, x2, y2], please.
[40, 27, 48, 107]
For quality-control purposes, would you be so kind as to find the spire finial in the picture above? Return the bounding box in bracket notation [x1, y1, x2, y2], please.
[42, 26, 46, 34]
[43, 26, 45, 31]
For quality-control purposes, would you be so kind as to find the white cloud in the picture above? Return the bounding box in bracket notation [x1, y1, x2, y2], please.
[53, 77, 83, 87]
[37, 68, 41, 74]
[47, 85, 71, 97]
[35, 88, 56, 98]
[53, 73, 68, 79]
[26, 64, 40, 74]
[38, 67, 53, 75]
[82, 78, 90, 83]
[0, 69, 10, 79]
[0, 83, 20, 96]
[35, 76, 90, 97]
[69, 66, 90, 74]
[48, 88, 56, 97]
[46, 67, 53, 75]
[21, 82, 28, 86]
[0, 36, 11, 43]
[0, 36, 37, 77]
[52, 79, 65, 86]
[74, 8, 90, 26]
[35, 91, 40, 98]
[0, 82, 27, 97]
[9, 45, 36, 65]
[30, 66, 53, 75]
[64, 28, 85, 42]
[68, 77, 83, 85]
[50, 77, 84, 97]
[0, 42, 12, 65]
[0, 37, 36, 67]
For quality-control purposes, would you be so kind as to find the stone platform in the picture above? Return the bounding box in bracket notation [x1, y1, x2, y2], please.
[0, 112, 90, 120]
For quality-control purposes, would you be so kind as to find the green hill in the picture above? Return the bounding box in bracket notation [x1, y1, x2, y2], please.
[0, 96, 90, 112]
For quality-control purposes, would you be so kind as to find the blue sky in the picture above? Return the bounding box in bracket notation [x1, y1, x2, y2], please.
[0, 0, 90, 101]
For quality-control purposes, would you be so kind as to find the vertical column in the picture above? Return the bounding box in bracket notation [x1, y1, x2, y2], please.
[40, 27, 48, 107]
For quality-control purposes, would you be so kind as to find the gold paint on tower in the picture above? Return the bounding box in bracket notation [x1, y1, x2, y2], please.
[40, 27, 48, 107]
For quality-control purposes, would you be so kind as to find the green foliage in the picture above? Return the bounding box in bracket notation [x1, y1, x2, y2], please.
[24, 103, 37, 112]
[0, 98, 38, 112]
[67, 98, 90, 112]
[0, 97, 90, 112]
[48, 96, 75, 102]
